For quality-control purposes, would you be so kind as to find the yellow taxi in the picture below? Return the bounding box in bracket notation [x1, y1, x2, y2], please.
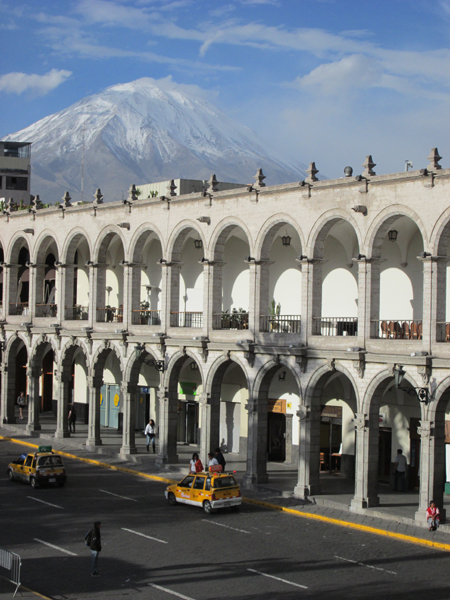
[165, 468, 242, 514]
[7, 446, 67, 488]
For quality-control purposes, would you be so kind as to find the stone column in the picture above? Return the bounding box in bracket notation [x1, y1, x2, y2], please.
[54, 373, 70, 438]
[368, 260, 381, 339]
[0, 362, 15, 423]
[284, 413, 293, 465]
[415, 419, 446, 524]
[25, 368, 41, 433]
[202, 262, 212, 337]
[199, 392, 211, 467]
[242, 396, 268, 488]
[419, 257, 432, 349]
[299, 259, 321, 346]
[356, 257, 370, 346]
[120, 382, 137, 456]
[351, 412, 379, 509]
[86, 376, 103, 446]
[28, 264, 37, 319]
[129, 265, 141, 326]
[247, 261, 262, 335]
[88, 264, 97, 327]
[432, 258, 447, 343]
[159, 263, 170, 331]
[54, 264, 63, 324]
[294, 405, 321, 497]
[121, 264, 132, 330]
[3, 264, 12, 316]
[156, 386, 178, 464]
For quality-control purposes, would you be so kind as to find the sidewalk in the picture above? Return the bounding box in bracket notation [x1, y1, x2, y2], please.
[3, 412, 450, 548]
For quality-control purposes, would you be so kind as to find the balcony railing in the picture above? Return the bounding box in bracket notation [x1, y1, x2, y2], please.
[371, 320, 422, 340]
[35, 304, 57, 318]
[9, 302, 29, 316]
[65, 306, 89, 320]
[437, 322, 450, 342]
[213, 312, 249, 330]
[170, 311, 203, 328]
[131, 309, 161, 325]
[97, 306, 123, 323]
[260, 315, 301, 333]
[313, 317, 358, 336]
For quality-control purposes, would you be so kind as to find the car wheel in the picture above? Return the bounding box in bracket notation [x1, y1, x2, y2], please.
[168, 492, 177, 506]
[57, 481, 65, 487]
[203, 500, 213, 514]
[231, 505, 240, 512]
[7, 469, 14, 482]
[30, 477, 38, 488]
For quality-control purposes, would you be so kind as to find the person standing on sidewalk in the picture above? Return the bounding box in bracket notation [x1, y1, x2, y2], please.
[89, 521, 102, 577]
[17, 391, 26, 420]
[144, 419, 156, 453]
[393, 449, 407, 492]
[68, 403, 77, 433]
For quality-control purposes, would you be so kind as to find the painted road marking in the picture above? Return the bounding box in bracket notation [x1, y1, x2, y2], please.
[148, 583, 195, 599]
[335, 555, 397, 575]
[99, 489, 137, 501]
[34, 538, 77, 556]
[201, 519, 251, 534]
[122, 528, 168, 544]
[28, 497, 64, 509]
[247, 568, 308, 589]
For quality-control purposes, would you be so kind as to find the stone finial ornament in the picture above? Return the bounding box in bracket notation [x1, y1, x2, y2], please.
[61, 191, 72, 207]
[305, 162, 319, 183]
[254, 168, 266, 187]
[128, 184, 138, 202]
[362, 155, 376, 177]
[31, 195, 43, 211]
[427, 148, 442, 171]
[167, 179, 177, 196]
[207, 174, 219, 192]
[93, 188, 104, 205]
[5, 197, 16, 213]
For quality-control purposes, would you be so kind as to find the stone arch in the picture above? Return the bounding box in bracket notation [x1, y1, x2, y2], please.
[29, 334, 59, 371]
[253, 357, 303, 399]
[6, 234, 30, 265]
[33, 231, 60, 264]
[163, 349, 203, 389]
[365, 205, 428, 259]
[167, 220, 207, 263]
[1, 334, 29, 423]
[61, 228, 93, 264]
[255, 214, 305, 261]
[210, 217, 253, 262]
[93, 226, 128, 263]
[307, 210, 362, 259]
[59, 338, 90, 377]
[205, 353, 250, 395]
[124, 345, 162, 387]
[129, 223, 164, 263]
[304, 362, 360, 408]
[361, 367, 420, 416]
[90, 341, 124, 380]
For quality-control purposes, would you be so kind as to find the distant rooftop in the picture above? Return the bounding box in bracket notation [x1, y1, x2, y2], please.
[0, 141, 32, 159]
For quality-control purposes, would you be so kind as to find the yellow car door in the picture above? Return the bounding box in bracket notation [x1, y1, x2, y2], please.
[176, 475, 195, 505]
[191, 476, 206, 506]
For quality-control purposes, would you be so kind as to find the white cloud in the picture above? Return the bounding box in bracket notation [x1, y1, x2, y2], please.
[0, 69, 72, 95]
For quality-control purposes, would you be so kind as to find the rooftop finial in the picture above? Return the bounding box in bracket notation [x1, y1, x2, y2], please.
[62, 191, 72, 207]
[305, 162, 319, 183]
[207, 174, 219, 192]
[362, 155, 376, 177]
[167, 179, 177, 197]
[254, 168, 266, 187]
[427, 147, 442, 171]
[128, 184, 138, 202]
[93, 188, 104, 205]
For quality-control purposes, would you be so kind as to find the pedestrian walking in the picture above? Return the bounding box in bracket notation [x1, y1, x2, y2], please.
[88, 521, 102, 577]
[17, 392, 27, 420]
[426, 500, 440, 531]
[189, 452, 203, 473]
[68, 403, 77, 433]
[214, 447, 226, 471]
[207, 452, 218, 471]
[144, 418, 156, 452]
[393, 449, 407, 492]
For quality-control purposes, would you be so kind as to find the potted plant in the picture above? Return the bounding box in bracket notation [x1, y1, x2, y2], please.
[140, 300, 151, 324]
[221, 309, 231, 329]
[269, 300, 281, 331]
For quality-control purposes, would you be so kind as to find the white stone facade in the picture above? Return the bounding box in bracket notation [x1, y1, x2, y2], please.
[0, 151, 450, 524]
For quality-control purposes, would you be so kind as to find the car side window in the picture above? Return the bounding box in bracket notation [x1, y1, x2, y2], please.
[205, 478, 211, 491]
[193, 477, 205, 490]
[25, 456, 32, 467]
[32, 458, 37, 468]
[179, 476, 195, 488]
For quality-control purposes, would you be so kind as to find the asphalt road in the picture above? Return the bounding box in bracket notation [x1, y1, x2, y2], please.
[1, 439, 449, 600]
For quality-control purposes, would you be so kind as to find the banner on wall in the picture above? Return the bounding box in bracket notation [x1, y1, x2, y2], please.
[268, 399, 286, 414]
[179, 382, 197, 396]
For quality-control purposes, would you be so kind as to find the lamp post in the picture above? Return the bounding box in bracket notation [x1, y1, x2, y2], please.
[394, 365, 429, 405]
[134, 344, 165, 372]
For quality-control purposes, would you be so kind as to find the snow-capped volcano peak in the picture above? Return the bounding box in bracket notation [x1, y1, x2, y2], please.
[3, 77, 308, 202]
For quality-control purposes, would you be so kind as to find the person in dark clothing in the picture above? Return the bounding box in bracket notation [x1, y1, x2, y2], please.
[68, 404, 77, 433]
[215, 448, 226, 471]
[89, 521, 102, 576]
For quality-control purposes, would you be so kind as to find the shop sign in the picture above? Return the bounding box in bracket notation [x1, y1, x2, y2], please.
[268, 399, 286, 414]
[179, 382, 197, 396]
[321, 405, 342, 419]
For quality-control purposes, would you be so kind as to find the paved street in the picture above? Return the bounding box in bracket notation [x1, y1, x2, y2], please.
[1, 439, 450, 600]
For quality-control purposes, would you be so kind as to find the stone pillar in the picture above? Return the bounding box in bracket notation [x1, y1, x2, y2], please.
[299, 259, 321, 345]
[432, 258, 447, 343]
[28, 265, 37, 319]
[129, 265, 141, 326]
[120, 382, 137, 456]
[156, 386, 178, 464]
[86, 376, 103, 446]
[121, 264, 132, 330]
[3, 265, 12, 316]
[199, 393, 211, 467]
[294, 405, 321, 497]
[202, 262, 212, 337]
[0, 362, 15, 423]
[351, 412, 380, 509]
[356, 257, 370, 347]
[54, 264, 63, 324]
[242, 396, 268, 488]
[419, 257, 432, 349]
[54, 373, 70, 438]
[88, 264, 97, 327]
[415, 419, 446, 524]
[25, 368, 41, 433]
[368, 260, 381, 339]
[248, 261, 266, 335]
[159, 263, 170, 331]
[284, 413, 293, 465]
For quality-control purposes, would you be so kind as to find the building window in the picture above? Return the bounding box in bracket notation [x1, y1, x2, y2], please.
[6, 176, 27, 190]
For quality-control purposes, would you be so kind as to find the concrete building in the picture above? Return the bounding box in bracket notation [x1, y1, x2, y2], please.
[0, 141, 32, 207]
[0, 150, 449, 525]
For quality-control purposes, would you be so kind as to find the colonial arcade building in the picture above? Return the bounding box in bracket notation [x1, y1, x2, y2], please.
[0, 150, 449, 525]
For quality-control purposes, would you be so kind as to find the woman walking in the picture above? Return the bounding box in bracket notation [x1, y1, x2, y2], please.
[145, 418, 156, 453]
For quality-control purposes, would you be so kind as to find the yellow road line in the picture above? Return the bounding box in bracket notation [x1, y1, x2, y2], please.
[2, 434, 449, 552]
[20, 584, 54, 600]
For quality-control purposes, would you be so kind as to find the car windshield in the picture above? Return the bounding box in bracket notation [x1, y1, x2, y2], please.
[213, 476, 237, 489]
[38, 456, 63, 467]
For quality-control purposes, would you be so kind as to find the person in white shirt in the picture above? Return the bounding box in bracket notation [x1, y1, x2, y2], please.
[144, 419, 156, 453]
[393, 448, 407, 492]
[208, 452, 218, 470]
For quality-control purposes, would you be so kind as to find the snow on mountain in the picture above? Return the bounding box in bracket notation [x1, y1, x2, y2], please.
[3, 77, 309, 202]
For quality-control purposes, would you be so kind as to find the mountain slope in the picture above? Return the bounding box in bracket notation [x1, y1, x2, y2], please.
[3, 78, 309, 202]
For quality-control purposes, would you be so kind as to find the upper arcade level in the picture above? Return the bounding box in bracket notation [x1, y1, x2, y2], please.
[0, 150, 449, 356]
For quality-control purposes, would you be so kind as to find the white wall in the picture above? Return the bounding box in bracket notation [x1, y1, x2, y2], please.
[222, 236, 250, 311]
[269, 242, 302, 315]
[322, 236, 358, 318]
[179, 240, 204, 312]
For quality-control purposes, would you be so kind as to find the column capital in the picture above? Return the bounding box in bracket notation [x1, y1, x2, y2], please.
[87, 375, 103, 389]
[417, 419, 433, 440]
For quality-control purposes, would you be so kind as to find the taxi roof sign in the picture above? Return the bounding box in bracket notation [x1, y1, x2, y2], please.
[38, 445, 52, 453]
[209, 464, 223, 473]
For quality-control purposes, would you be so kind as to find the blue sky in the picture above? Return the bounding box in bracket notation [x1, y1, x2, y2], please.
[0, 0, 449, 179]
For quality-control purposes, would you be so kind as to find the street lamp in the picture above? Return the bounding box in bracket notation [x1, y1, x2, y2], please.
[194, 239, 202, 249]
[388, 230, 398, 242]
[281, 234, 291, 247]
[394, 365, 429, 405]
[134, 344, 165, 372]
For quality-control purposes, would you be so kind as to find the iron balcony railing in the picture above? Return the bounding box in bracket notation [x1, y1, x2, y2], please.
[131, 309, 161, 325]
[213, 312, 249, 330]
[35, 304, 58, 318]
[313, 317, 358, 336]
[9, 302, 29, 316]
[65, 305, 89, 320]
[260, 315, 301, 333]
[371, 320, 423, 340]
[170, 311, 203, 328]
[96, 306, 123, 323]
